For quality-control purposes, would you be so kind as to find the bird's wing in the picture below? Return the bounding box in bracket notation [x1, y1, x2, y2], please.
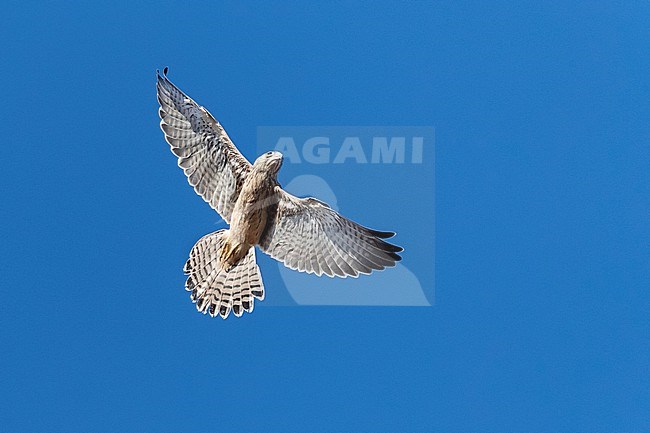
[156, 68, 251, 223]
[259, 187, 403, 278]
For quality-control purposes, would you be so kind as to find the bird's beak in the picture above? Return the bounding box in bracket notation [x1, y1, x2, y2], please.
[271, 151, 284, 166]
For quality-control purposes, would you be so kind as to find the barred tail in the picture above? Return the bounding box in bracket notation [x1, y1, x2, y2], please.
[183, 230, 265, 319]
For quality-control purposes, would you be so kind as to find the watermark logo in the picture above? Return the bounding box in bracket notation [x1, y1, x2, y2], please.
[274, 135, 424, 164]
[256, 126, 434, 307]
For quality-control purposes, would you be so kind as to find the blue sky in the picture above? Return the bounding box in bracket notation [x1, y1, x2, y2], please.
[2, 1, 649, 431]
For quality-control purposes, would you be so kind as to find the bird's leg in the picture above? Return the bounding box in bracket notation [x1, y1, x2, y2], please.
[219, 237, 250, 272]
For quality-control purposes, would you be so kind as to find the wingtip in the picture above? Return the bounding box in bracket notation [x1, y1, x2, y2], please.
[379, 239, 403, 254]
[156, 66, 169, 78]
[368, 229, 396, 239]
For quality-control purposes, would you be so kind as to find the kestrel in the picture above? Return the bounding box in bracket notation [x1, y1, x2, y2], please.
[156, 68, 402, 318]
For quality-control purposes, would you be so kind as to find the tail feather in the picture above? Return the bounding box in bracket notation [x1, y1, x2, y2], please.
[231, 264, 246, 317]
[184, 229, 265, 319]
[248, 261, 265, 301]
[240, 259, 253, 313]
[219, 269, 236, 318]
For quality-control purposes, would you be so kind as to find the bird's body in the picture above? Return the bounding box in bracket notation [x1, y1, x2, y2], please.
[220, 152, 281, 269]
[156, 67, 402, 319]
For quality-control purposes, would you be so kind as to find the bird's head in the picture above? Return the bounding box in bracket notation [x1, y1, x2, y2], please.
[253, 151, 283, 176]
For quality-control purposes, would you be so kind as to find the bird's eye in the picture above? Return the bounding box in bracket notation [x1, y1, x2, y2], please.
[266, 151, 273, 156]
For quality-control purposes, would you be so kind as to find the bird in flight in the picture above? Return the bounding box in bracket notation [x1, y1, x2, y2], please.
[156, 67, 403, 319]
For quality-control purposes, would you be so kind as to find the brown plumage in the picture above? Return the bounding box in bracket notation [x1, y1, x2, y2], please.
[157, 67, 402, 319]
